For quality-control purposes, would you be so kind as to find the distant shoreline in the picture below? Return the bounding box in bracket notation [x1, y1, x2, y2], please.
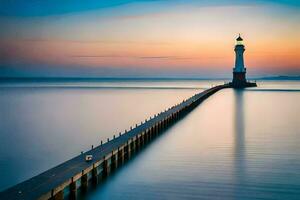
[0, 76, 300, 82]
[257, 76, 300, 80]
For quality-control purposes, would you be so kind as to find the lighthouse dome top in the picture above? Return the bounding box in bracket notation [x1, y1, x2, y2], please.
[236, 34, 244, 45]
[236, 34, 243, 41]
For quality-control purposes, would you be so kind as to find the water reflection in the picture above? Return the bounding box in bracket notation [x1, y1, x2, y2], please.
[2, 81, 300, 198]
[233, 90, 246, 198]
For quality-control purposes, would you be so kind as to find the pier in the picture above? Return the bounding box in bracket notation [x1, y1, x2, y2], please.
[0, 84, 230, 200]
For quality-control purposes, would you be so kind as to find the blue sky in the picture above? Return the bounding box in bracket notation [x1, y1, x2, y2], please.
[1, 0, 299, 16]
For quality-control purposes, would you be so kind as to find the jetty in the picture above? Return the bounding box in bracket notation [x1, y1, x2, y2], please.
[0, 84, 231, 200]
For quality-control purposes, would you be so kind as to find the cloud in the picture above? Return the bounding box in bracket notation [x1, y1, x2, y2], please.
[138, 56, 198, 60]
[71, 55, 126, 58]
[139, 56, 175, 59]
[71, 55, 197, 60]
[18, 39, 171, 46]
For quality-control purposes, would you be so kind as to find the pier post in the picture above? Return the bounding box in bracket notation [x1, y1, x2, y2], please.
[81, 171, 88, 193]
[153, 126, 156, 138]
[142, 131, 146, 147]
[117, 147, 124, 166]
[141, 133, 144, 147]
[141, 132, 145, 147]
[139, 132, 143, 146]
[126, 141, 130, 160]
[102, 157, 108, 179]
[147, 129, 150, 142]
[165, 118, 168, 128]
[147, 129, 151, 142]
[111, 152, 117, 171]
[92, 164, 98, 185]
[144, 130, 147, 144]
[69, 178, 76, 200]
[124, 142, 129, 161]
[128, 140, 132, 159]
[158, 121, 161, 132]
[52, 190, 63, 200]
[139, 134, 142, 147]
[131, 138, 135, 154]
[152, 126, 156, 138]
[148, 128, 152, 141]
[150, 126, 154, 139]
[135, 135, 140, 151]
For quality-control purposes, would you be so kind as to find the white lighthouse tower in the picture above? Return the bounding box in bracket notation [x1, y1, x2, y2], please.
[232, 34, 247, 87]
[231, 34, 257, 88]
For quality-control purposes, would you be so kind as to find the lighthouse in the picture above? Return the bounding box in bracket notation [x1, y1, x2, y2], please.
[231, 34, 256, 88]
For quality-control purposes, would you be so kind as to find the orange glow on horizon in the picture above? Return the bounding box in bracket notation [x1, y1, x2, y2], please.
[1, 37, 299, 72]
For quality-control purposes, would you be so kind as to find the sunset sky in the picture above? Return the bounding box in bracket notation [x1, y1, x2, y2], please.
[0, 0, 299, 78]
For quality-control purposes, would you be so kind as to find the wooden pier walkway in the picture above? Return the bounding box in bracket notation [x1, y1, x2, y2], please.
[0, 84, 230, 200]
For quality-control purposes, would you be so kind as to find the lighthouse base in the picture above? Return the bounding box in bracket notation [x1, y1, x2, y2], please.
[231, 72, 257, 88]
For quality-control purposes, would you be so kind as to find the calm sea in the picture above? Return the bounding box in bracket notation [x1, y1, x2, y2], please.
[0, 80, 300, 200]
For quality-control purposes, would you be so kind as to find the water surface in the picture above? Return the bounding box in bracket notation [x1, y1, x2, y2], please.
[0, 79, 206, 191]
[85, 82, 300, 200]
[0, 80, 300, 199]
